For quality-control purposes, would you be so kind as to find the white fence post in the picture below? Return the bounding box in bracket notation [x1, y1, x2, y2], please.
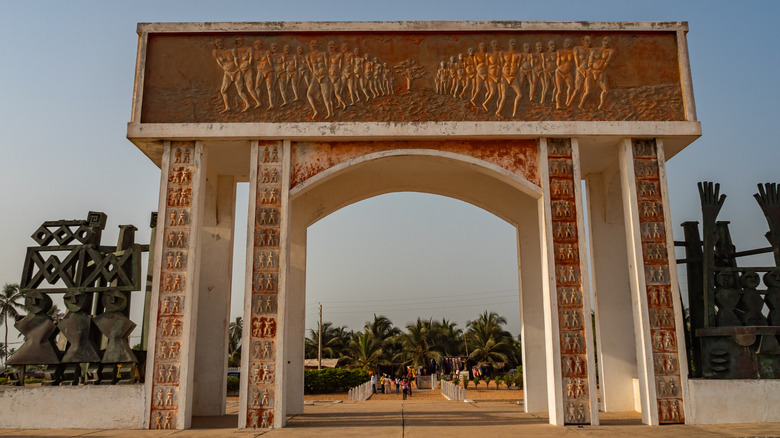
[349, 380, 373, 401]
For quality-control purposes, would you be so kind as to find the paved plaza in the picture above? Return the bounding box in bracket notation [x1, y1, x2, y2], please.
[2, 398, 778, 437]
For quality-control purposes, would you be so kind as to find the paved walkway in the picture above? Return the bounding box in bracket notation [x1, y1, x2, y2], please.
[1, 399, 779, 437]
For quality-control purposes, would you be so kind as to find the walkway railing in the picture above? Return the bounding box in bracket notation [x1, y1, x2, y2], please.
[440, 380, 465, 401]
[347, 380, 373, 401]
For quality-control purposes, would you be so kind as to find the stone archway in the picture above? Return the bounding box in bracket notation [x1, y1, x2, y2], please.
[128, 21, 700, 430]
[284, 144, 550, 418]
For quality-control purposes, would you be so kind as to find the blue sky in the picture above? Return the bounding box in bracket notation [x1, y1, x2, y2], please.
[1, 1, 779, 347]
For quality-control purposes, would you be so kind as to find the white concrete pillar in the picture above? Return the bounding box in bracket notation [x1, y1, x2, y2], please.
[619, 138, 689, 425]
[517, 197, 549, 413]
[585, 163, 638, 412]
[145, 140, 207, 430]
[285, 189, 307, 415]
[192, 173, 237, 416]
[539, 138, 599, 426]
[239, 140, 289, 429]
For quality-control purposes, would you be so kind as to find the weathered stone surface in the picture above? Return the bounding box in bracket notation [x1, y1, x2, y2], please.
[139, 24, 685, 124]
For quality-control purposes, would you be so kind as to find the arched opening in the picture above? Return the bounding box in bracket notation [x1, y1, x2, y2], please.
[284, 150, 550, 415]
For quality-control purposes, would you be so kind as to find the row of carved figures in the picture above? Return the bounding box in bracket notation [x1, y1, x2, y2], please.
[435, 36, 614, 116]
[214, 37, 396, 118]
[565, 377, 588, 399]
[8, 290, 136, 367]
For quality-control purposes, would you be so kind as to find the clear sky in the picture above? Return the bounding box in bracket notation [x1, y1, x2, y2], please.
[1, 1, 779, 349]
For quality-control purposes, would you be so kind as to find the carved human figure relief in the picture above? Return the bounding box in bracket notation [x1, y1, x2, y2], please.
[213, 37, 248, 113]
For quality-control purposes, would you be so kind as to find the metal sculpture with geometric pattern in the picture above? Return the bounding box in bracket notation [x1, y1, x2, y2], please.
[7, 211, 146, 386]
[680, 181, 780, 379]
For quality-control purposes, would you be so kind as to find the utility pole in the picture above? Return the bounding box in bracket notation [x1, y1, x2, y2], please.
[462, 329, 470, 379]
[318, 303, 322, 370]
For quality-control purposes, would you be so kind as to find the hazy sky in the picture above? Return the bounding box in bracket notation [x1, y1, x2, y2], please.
[1, 1, 778, 350]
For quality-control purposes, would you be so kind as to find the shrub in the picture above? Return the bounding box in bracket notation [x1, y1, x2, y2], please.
[23, 378, 44, 384]
[0, 377, 7, 384]
[452, 377, 460, 386]
[484, 376, 492, 389]
[304, 368, 369, 394]
[462, 378, 469, 389]
[514, 366, 524, 389]
[472, 376, 480, 388]
[226, 376, 240, 392]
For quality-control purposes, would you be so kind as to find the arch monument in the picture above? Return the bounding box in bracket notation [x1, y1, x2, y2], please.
[129, 20, 699, 429]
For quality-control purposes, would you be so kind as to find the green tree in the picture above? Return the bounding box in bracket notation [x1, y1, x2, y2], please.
[364, 314, 401, 342]
[345, 331, 384, 370]
[396, 318, 442, 369]
[432, 318, 463, 356]
[228, 317, 242, 367]
[465, 311, 514, 372]
[305, 322, 352, 360]
[0, 284, 25, 367]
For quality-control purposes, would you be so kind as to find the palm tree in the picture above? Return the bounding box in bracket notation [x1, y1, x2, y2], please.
[466, 311, 514, 372]
[432, 318, 463, 356]
[345, 331, 384, 370]
[305, 322, 352, 360]
[0, 284, 25, 367]
[228, 317, 242, 366]
[364, 314, 401, 342]
[396, 318, 442, 369]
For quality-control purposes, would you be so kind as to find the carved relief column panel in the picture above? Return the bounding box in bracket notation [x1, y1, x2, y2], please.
[146, 141, 206, 429]
[621, 138, 688, 424]
[540, 138, 599, 426]
[240, 141, 286, 429]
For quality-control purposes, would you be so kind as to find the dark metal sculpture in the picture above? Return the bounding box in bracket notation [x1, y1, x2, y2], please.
[7, 291, 61, 366]
[6, 212, 147, 386]
[680, 182, 780, 379]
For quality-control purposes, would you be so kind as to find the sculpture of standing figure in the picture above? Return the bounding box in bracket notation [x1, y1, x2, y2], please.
[58, 289, 101, 363]
[571, 36, 593, 107]
[555, 38, 574, 109]
[213, 37, 249, 113]
[540, 40, 557, 105]
[7, 291, 61, 366]
[234, 36, 262, 109]
[587, 37, 614, 110]
[93, 290, 137, 364]
[305, 40, 333, 119]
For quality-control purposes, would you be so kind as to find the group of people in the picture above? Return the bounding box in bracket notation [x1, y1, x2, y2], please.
[213, 34, 614, 120]
[370, 371, 414, 399]
[434, 36, 614, 116]
[213, 36, 395, 118]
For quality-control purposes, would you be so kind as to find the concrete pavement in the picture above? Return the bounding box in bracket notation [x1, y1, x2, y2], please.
[1, 399, 779, 437]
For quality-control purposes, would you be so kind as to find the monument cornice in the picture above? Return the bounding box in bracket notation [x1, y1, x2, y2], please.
[136, 21, 689, 34]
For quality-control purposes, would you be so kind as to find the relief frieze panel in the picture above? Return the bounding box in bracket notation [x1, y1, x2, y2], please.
[546, 138, 592, 425]
[141, 31, 684, 123]
[149, 141, 197, 429]
[632, 139, 685, 424]
[246, 142, 282, 429]
[290, 140, 540, 189]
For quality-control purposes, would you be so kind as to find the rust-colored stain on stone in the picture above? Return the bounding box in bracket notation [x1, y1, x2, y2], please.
[290, 140, 539, 189]
[141, 31, 684, 123]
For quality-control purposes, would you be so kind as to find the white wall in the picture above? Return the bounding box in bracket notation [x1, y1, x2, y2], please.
[0, 386, 145, 429]
[687, 379, 780, 424]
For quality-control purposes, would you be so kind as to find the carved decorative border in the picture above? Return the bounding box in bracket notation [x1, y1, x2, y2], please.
[632, 139, 684, 424]
[149, 141, 196, 429]
[245, 144, 281, 429]
[547, 138, 591, 425]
